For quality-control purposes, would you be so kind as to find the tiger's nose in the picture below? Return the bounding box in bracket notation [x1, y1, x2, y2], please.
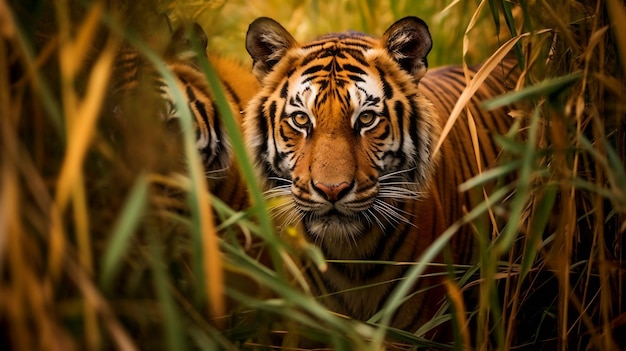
[313, 181, 353, 203]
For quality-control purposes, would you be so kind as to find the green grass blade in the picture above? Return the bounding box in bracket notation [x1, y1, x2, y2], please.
[225, 289, 327, 333]
[482, 72, 583, 110]
[385, 322, 454, 349]
[220, 241, 370, 347]
[500, 0, 525, 69]
[12, 12, 65, 137]
[495, 108, 541, 256]
[148, 232, 187, 351]
[488, 0, 501, 34]
[459, 159, 521, 192]
[581, 133, 626, 199]
[192, 34, 287, 277]
[369, 224, 456, 345]
[211, 195, 260, 233]
[521, 183, 558, 281]
[100, 174, 149, 290]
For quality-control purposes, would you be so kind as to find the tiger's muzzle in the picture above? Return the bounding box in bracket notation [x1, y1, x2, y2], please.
[312, 180, 354, 203]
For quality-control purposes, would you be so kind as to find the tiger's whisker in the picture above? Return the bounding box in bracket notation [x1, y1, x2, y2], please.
[267, 176, 293, 185]
[379, 167, 417, 181]
[373, 199, 416, 228]
[365, 208, 386, 233]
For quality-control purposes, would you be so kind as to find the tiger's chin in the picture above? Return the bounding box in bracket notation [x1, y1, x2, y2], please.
[304, 212, 367, 243]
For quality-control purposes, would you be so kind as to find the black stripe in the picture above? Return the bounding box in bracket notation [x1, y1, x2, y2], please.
[343, 63, 367, 75]
[194, 99, 211, 143]
[211, 100, 222, 147]
[377, 66, 393, 99]
[256, 97, 269, 157]
[279, 81, 289, 98]
[221, 81, 240, 106]
[302, 64, 325, 76]
[186, 85, 196, 101]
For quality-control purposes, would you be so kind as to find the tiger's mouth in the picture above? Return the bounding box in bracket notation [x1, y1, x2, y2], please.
[273, 177, 385, 240]
[301, 206, 368, 240]
[324, 209, 342, 216]
[302, 207, 360, 222]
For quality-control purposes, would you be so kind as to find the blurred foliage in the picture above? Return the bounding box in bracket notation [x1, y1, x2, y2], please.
[164, 0, 507, 66]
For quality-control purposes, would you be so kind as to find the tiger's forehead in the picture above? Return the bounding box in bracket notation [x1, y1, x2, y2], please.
[302, 32, 379, 51]
[295, 35, 380, 68]
[286, 38, 384, 93]
[288, 65, 382, 96]
[284, 61, 385, 117]
[275, 34, 387, 115]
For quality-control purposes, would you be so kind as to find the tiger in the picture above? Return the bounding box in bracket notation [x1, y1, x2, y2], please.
[109, 21, 257, 210]
[243, 16, 520, 337]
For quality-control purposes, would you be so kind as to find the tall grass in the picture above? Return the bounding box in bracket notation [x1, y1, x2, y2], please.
[1, 0, 624, 350]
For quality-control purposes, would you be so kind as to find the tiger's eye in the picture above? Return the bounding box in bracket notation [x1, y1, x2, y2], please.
[292, 113, 310, 128]
[358, 111, 376, 127]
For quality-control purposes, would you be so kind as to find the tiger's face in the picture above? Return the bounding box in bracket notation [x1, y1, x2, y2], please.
[245, 17, 441, 242]
[109, 23, 233, 180]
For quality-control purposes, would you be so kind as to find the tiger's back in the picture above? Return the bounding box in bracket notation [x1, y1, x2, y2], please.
[418, 59, 520, 263]
[243, 16, 521, 337]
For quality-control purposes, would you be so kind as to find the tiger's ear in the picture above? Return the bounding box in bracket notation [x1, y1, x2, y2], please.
[246, 17, 297, 80]
[170, 22, 208, 52]
[189, 23, 208, 52]
[382, 16, 432, 80]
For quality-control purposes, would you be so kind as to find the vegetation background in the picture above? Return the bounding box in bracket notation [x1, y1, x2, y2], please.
[1, 0, 624, 350]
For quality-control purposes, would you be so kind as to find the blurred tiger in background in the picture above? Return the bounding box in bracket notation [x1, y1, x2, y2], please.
[109, 19, 257, 211]
[244, 16, 520, 337]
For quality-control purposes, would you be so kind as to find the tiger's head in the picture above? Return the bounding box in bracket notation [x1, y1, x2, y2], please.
[110, 21, 232, 180]
[244, 17, 441, 243]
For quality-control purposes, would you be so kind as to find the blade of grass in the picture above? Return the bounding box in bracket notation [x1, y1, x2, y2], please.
[225, 289, 333, 336]
[607, 0, 626, 78]
[55, 2, 112, 209]
[459, 159, 522, 192]
[170, 284, 239, 351]
[148, 230, 187, 351]
[7, 0, 65, 135]
[487, 0, 501, 35]
[65, 248, 138, 351]
[369, 222, 455, 346]
[71, 172, 100, 349]
[494, 107, 541, 256]
[433, 31, 532, 158]
[567, 132, 626, 211]
[370, 183, 515, 347]
[461, 0, 488, 81]
[53, 22, 118, 279]
[482, 71, 583, 110]
[100, 10, 200, 305]
[520, 183, 557, 282]
[193, 33, 287, 278]
[119, 24, 224, 315]
[220, 240, 371, 347]
[100, 174, 149, 290]
[445, 279, 470, 351]
[384, 322, 453, 349]
[499, 0, 525, 69]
